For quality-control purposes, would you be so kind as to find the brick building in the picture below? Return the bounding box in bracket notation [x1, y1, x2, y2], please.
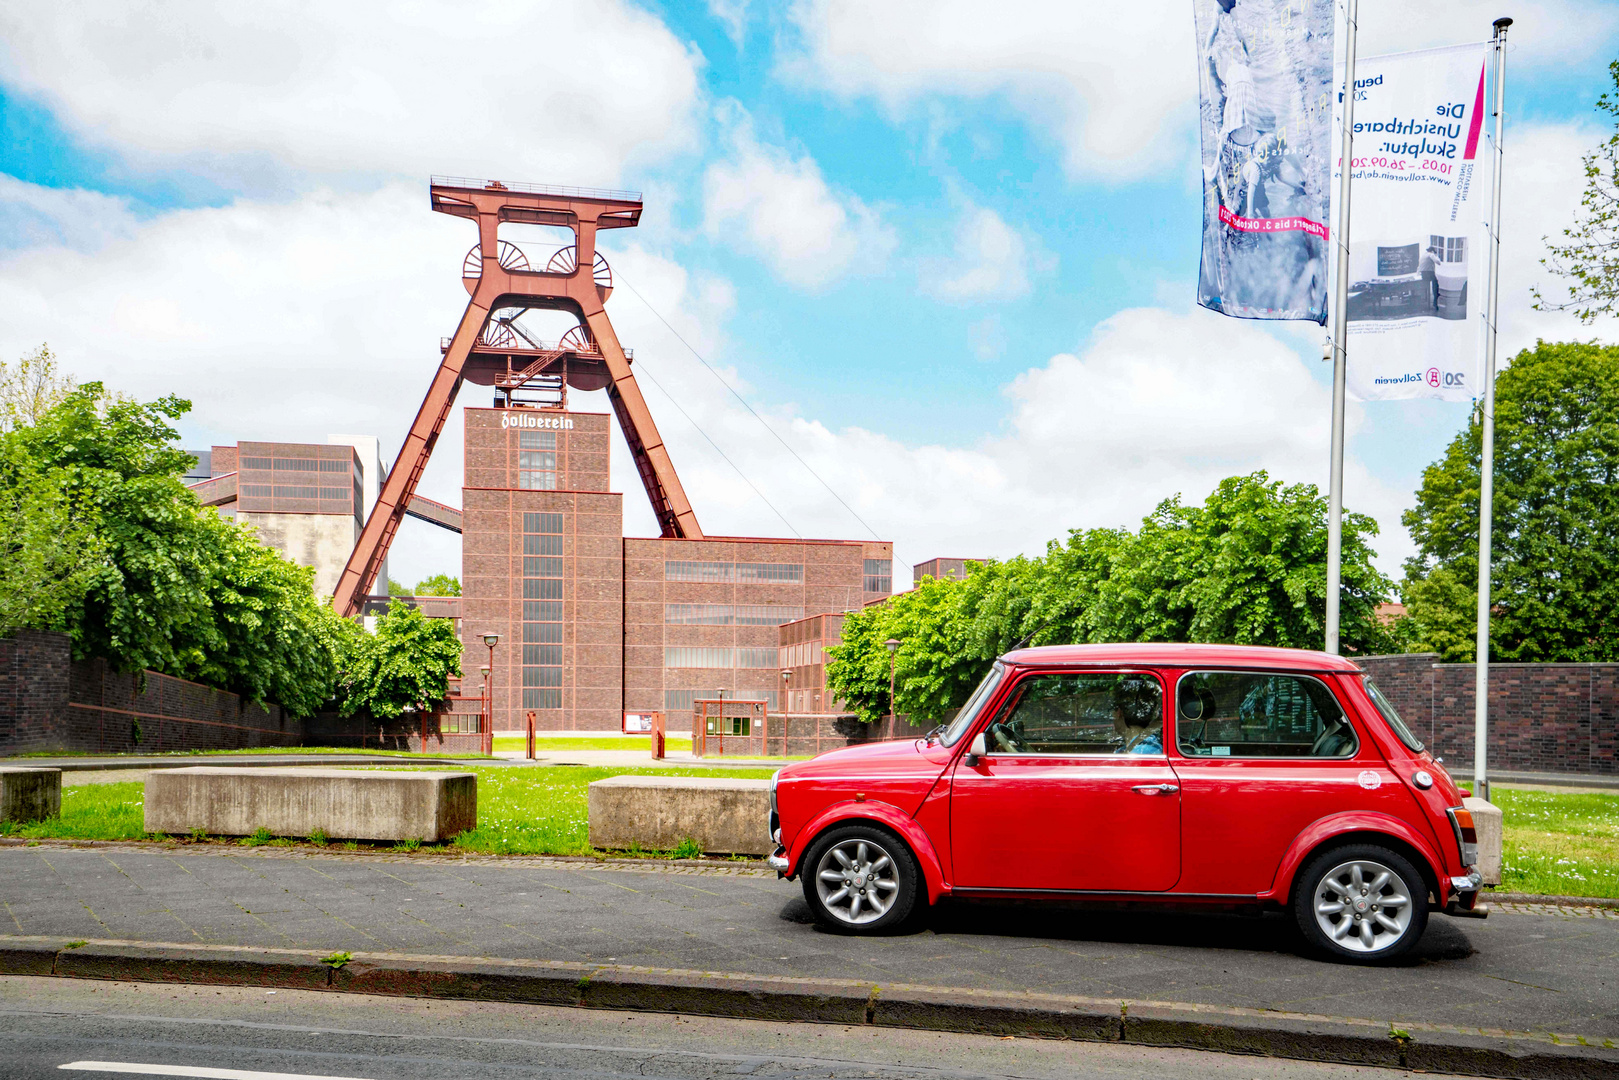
[460, 406, 891, 731]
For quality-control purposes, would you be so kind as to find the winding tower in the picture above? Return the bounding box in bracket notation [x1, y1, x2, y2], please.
[332, 177, 703, 617]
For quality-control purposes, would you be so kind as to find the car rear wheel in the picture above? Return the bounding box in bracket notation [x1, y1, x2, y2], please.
[1293, 844, 1429, 962]
[801, 824, 919, 934]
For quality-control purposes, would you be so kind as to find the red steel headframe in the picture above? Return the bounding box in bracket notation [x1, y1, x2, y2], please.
[332, 178, 703, 617]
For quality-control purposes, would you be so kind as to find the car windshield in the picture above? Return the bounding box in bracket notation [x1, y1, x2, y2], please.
[1362, 676, 1424, 752]
[940, 662, 1006, 747]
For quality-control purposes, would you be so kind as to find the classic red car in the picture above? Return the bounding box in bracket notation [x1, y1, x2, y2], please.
[767, 644, 1482, 961]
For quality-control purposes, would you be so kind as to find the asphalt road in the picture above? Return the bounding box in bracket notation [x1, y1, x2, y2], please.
[0, 976, 1474, 1080]
[3, 846, 1617, 1043]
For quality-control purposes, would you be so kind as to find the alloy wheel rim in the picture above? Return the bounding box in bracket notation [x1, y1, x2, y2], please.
[815, 838, 900, 925]
[1312, 858, 1414, 953]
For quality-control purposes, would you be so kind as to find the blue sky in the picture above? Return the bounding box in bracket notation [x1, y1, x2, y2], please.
[3, 1, 1618, 588]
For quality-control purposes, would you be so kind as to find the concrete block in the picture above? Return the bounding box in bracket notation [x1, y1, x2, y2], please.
[588, 774, 770, 855]
[1464, 795, 1504, 886]
[0, 767, 61, 823]
[143, 767, 476, 841]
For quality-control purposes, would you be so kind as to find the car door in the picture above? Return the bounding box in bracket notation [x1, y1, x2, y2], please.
[1171, 669, 1413, 895]
[949, 669, 1181, 892]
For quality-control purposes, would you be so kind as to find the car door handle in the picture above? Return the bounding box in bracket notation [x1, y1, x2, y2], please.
[1131, 783, 1179, 795]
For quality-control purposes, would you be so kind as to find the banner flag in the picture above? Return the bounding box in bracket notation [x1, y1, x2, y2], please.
[1195, 0, 1335, 324]
[1335, 44, 1492, 402]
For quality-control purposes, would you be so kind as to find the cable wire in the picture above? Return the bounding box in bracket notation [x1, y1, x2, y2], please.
[617, 273, 909, 573]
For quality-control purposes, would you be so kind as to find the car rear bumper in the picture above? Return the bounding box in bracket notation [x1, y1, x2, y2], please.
[1443, 870, 1487, 917]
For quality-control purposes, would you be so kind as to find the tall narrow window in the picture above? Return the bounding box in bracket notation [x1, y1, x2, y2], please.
[518, 431, 559, 489]
[864, 558, 892, 593]
[522, 513, 564, 709]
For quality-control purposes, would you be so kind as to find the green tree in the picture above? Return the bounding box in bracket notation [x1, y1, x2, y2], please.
[339, 600, 462, 719]
[826, 472, 1393, 724]
[0, 344, 74, 432]
[1401, 340, 1619, 661]
[387, 577, 410, 595]
[0, 455, 105, 636]
[1535, 60, 1619, 322]
[0, 382, 347, 716]
[414, 573, 461, 596]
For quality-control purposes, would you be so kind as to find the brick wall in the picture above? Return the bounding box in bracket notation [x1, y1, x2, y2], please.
[1358, 653, 1619, 777]
[0, 630, 300, 755]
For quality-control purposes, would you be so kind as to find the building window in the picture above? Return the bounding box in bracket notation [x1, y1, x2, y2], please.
[664, 561, 804, 583]
[522, 513, 563, 709]
[519, 431, 558, 450]
[864, 559, 892, 593]
[664, 604, 805, 626]
[737, 648, 778, 668]
[665, 647, 736, 669]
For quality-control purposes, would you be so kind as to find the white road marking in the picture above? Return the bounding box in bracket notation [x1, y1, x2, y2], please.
[59, 1063, 374, 1080]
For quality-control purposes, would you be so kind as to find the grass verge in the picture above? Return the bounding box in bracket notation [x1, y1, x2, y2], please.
[1464, 786, 1619, 899]
[4, 746, 490, 761]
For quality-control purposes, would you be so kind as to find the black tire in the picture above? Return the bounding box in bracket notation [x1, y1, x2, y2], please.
[1293, 843, 1430, 962]
[800, 823, 921, 934]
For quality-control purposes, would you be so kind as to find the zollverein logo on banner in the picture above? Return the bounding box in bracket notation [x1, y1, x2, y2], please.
[1335, 44, 1492, 402]
[1195, 0, 1334, 324]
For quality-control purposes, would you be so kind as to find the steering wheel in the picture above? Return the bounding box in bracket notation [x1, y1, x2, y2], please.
[1178, 686, 1217, 752]
[986, 721, 1023, 753]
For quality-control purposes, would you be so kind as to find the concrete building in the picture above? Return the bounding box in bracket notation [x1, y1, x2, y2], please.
[460, 406, 891, 731]
[186, 439, 387, 599]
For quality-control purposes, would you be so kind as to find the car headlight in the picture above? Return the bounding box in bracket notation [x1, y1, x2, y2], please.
[769, 769, 780, 816]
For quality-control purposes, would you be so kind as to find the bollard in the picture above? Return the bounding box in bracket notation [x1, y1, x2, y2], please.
[651, 710, 665, 760]
[525, 711, 536, 760]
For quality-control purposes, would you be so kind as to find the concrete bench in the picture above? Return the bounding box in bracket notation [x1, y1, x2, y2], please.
[588, 775, 770, 855]
[1464, 795, 1504, 886]
[0, 767, 61, 823]
[143, 767, 476, 842]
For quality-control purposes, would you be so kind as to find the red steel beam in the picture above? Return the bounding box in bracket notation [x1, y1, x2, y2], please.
[332, 178, 702, 616]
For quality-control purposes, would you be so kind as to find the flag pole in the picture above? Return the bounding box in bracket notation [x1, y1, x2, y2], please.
[1325, 0, 1360, 655]
[1473, 16, 1512, 802]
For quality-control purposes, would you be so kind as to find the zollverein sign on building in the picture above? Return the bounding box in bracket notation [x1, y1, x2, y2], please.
[1336, 44, 1493, 402]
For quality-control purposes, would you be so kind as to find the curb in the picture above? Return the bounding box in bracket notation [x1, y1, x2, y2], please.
[1, 935, 1614, 1079]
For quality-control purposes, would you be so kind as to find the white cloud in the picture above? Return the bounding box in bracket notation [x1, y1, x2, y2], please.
[0, 176, 140, 251]
[782, 0, 1619, 181]
[922, 202, 1048, 301]
[707, 0, 751, 47]
[702, 107, 895, 288]
[0, 1, 704, 187]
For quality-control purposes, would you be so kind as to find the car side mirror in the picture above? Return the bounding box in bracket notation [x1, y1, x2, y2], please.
[966, 731, 988, 765]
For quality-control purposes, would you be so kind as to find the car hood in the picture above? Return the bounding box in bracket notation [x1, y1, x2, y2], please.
[783, 737, 942, 779]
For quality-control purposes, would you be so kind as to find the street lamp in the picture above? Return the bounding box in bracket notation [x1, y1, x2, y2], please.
[479, 663, 492, 756]
[781, 668, 793, 714]
[885, 639, 901, 727]
[481, 633, 500, 755]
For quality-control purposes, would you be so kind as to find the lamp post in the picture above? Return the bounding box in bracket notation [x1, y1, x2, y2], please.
[479, 664, 491, 756]
[481, 633, 500, 755]
[780, 668, 793, 756]
[885, 638, 901, 729]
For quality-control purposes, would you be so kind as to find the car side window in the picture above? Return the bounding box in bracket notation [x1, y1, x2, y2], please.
[982, 672, 1164, 755]
[1176, 671, 1357, 758]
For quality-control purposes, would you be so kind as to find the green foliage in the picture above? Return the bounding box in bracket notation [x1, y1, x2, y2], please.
[827, 472, 1393, 724]
[320, 951, 353, 969]
[413, 573, 461, 596]
[0, 343, 74, 432]
[1535, 61, 1619, 323]
[339, 599, 462, 719]
[241, 827, 274, 846]
[1401, 340, 1619, 661]
[0, 379, 352, 716]
[671, 837, 703, 859]
[387, 578, 410, 595]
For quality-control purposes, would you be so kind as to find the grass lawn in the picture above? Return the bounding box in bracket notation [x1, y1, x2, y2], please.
[0, 765, 775, 857]
[1461, 785, 1619, 899]
[491, 735, 693, 754]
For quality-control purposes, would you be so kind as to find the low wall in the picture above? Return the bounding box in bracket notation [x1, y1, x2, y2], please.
[1358, 654, 1619, 777]
[304, 710, 485, 755]
[588, 775, 770, 855]
[0, 630, 298, 756]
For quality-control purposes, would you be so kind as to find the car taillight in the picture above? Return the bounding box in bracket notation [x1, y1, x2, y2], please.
[1447, 806, 1478, 868]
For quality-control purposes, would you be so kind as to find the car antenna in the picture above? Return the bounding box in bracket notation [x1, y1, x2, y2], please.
[1009, 611, 1069, 652]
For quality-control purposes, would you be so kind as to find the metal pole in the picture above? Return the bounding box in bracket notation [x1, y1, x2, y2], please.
[1474, 17, 1512, 803]
[1325, 0, 1360, 655]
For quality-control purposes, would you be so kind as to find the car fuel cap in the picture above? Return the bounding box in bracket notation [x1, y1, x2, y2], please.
[1413, 770, 1434, 789]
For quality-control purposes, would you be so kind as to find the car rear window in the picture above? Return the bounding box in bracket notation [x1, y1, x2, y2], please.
[1361, 676, 1424, 752]
[1176, 671, 1357, 758]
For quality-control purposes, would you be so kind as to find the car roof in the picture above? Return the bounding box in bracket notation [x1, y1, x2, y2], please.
[1000, 642, 1364, 673]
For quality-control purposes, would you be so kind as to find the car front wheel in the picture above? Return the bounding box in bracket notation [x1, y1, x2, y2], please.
[1293, 844, 1430, 962]
[801, 824, 919, 933]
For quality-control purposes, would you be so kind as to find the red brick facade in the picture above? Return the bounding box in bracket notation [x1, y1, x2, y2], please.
[460, 406, 892, 732]
[0, 630, 297, 755]
[1357, 653, 1619, 777]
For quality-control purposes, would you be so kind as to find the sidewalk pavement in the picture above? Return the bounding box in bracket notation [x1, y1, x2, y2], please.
[1, 844, 1616, 1077]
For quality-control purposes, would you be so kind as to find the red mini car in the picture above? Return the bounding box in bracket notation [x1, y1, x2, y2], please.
[767, 644, 1483, 962]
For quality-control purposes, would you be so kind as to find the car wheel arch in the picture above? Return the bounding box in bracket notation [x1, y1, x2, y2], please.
[1269, 816, 1446, 908]
[786, 802, 947, 904]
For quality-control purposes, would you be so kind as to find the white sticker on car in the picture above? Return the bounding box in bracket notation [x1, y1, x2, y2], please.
[1358, 770, 1382, 790]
